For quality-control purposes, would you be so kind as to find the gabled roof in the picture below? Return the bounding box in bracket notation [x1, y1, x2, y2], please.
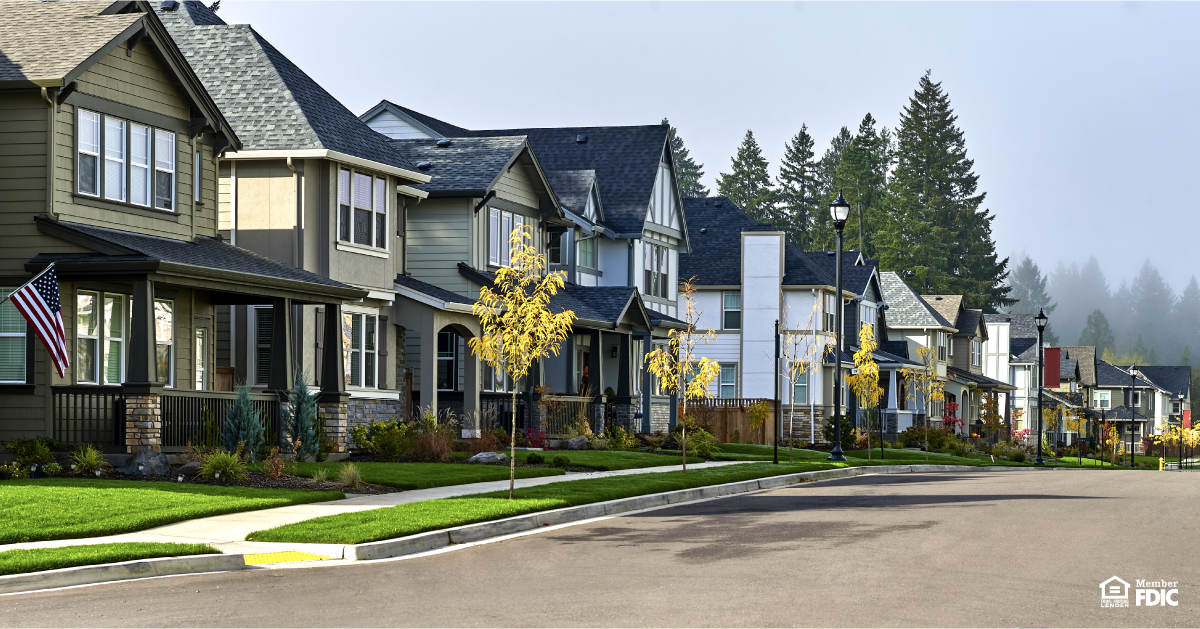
[388, 136, 530, 195]
[1136, 366, 1192, 399]
[922, 295, 963, 328]
[361, 99, 471, 138]
[1059, 346, 1097, 386]
[1104, 405, 1147, 421]
[455, 264, 650, 330]
[394, 274, 473, 306]
[156, 2, 422, 180]
[882, 340, 911, 359]
[1096, 361, 1158, 389]
[880, 272, 955, 329]
[947, 366, 1017, 391]
[1061, 358, 1079, 380]
[545, 170, 602, 223]
[957, 310, 985, 340]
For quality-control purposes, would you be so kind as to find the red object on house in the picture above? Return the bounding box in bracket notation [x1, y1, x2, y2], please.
[1043, 347, 1061, 388]
[1184, 410, 1191, 429]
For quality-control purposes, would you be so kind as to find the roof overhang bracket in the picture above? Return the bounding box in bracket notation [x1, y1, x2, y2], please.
[190, 115, 210, 139]
[55, 82, 78, 113]
[125, 28, 146, 57]
[473, 190, 497, 214]
[211, 132, 232, 162]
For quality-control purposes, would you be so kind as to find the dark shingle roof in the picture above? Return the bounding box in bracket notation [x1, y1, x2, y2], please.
[948, 366, 1015, 390]
[0, 1, 141, 83]
[1061, 358, 1079, 380]
[880, 272, 953, 329]
[1137, 366, 1192, 399]
[388, 137, 527, 193]
[957, 309, 984, 338]
[1105, 405, 1147, 420]
[882, 340, 910, 359]
[545, 170, 599, 218]
[1059, 346, 1097, 386]
[394, 275, 473, 305]
[554, 285, 643, 326]
[43, 221, 354, 290]
[1096, 361, 1157, 388]
[157, 2, 417, 173]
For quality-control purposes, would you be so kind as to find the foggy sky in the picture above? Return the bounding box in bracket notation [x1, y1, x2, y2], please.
[217, 1, 1200, 291]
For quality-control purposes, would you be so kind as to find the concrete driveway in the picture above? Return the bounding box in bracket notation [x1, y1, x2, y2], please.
[3, 470, 1197, 627]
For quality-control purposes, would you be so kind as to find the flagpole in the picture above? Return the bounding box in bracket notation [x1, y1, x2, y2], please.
[0, 263, 55, 307]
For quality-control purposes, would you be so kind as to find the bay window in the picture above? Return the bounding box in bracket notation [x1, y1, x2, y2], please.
[337, 168, 388, 249]
[489, 208, 526, 267]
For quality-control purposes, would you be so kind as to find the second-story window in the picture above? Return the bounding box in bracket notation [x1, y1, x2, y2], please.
[489, 208, 526, 267]
[723, 291, 741, 330]
[643, 243, 669, 299]
[78, 109, 179, 211]
[154, 130, 175, 210]
[971, 340, 981, 367]
[104, 118, 126, 202]
[338, 168, 387, 249]
[937, 332, 947, 361]
[824, 294, 836, 332]
[577, 237, 596, 269]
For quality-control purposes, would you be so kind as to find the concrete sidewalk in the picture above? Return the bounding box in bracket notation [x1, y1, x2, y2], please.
[1, 460, 753, 557]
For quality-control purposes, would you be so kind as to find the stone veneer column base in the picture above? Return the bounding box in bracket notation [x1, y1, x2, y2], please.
[319, 401, 349, 453]
[125, 394, 162, 453]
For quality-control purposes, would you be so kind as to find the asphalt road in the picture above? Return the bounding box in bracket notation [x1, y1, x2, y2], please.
[4, 470, 1199, 628]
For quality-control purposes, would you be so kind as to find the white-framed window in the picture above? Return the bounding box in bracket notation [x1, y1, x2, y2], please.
[859, 304, 877, 338]
[1173, 401, 1181, 414]
[971, 340, 981, 367]
[948, 338, 954, 357]
[722, 291, 741, 330]
[1148, 393, 1155, 412]
[0, 289, 26, 383]
[195, 328, 207, 390]
[104, 118, 126, 202]
[792, 370, 808, 405]
[103, 294, 124, 385]
[489, 208, 527, 267]
[643, 242, 669, 299]
[577, 236, 596, 269]
[482, 359, 518, 393]
[437, 331, 457, 391]
[193, 148, 201, 203]
[720, 364, 737, 399]
[252, 306, 273, 386]
[343, 311, 377, 389]
[651, 341, 667, 395]
[78, 109, 179, 210]
[937, 331, 947, 361]
[78, 109, 101, 196]
[631, 338, 643, 395]
[1131, 391, 1141, 407]
[154, 299, 173, 387]
[338, 168, 388, 249]
[76, 291, 100, 384]
[154, 129, 175, 210]
[130, 124, 151, 206]
[824, 294, 836, 332]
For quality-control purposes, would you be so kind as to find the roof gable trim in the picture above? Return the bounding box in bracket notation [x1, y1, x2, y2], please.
[225, 149, 431, 184]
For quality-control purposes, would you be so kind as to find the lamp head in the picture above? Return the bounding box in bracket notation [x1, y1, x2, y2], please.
[829, 189, 850, 229]
[1034, 308, 1048, 332]
[1129, 365, 1139, 379]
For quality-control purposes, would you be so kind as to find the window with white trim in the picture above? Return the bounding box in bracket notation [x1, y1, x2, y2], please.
[193, 148, 201, 203]
[337, 168, 388, 249]
[643, 242, 669, 299]
[971, 340, 982, 367]
[437, 331, 457, 391]
[1131, 390, 1141, 407]
[104, 118, 125, 202]
[103, 294, 124, 385]
[722, 291, 741, 330]
[577, 236, 596, 269]
[0, 289, 26, 384]
[632, 339, 643, 395]
[1173, 400, 1181, 414]
[343, 312, 377, 388]
[488, 208, 527, 267]
[792, 370, 808, 405]
[78, 110, 100, 196]
[195, 328, 208, 390]
[154, 299, 173, 387]
[937, 332, 947, 361]
[131, 124, 151, 206]
[78, 109, 179, 211]
[720, 364, 737, 399]
[824, 294, 837, 332]
[74, 291, 126, 385]
[77, 291, 100, 384]
[153, 129, 175, 210]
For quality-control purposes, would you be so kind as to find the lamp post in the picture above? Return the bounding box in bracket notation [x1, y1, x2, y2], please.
[1129, 365, 1139, 468]
[1034, 308, 1048, 466]
[828, 190, 850, 462]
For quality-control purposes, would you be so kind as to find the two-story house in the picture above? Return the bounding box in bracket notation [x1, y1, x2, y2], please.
[0, 0, 365, 452]
[156, 1, 432, 439]
[982, 313, 1041, 432]
[1093, 360, 1170, 452]
[879, 272, 958, 428]
[1137, 366, 1192, 430]
[920, 295, 1014, 436]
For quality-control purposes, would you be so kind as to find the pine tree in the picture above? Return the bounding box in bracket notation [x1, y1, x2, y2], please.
[875, 71, 1011, 312]
[283, 370, 320, 460]
[1129, 260, 1175, 362]
[810, 127, 852, 252]
[717, 130, 774, 224]
[834, 113, 894, 257]
[663, 118, 708, 198]
[1078, 309, 1116, 357]
[775, 124, 820, 250]
[1173, 276, 1200, 366]
[1007, 255, 1056, 315]
[223, 382, 265, 461]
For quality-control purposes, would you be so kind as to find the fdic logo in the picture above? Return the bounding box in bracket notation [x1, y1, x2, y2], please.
[1100, 576, 1179, 607]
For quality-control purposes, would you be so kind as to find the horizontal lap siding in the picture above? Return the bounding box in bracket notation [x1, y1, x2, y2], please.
[75, 48, 189, 120]
[493, 162, 540, 210]
[407, 200, 471, 295]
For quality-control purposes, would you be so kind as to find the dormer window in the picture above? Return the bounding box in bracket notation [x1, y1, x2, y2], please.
[338, 168, 388, 250]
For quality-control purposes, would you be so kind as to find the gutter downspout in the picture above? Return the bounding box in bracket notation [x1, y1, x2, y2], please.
[287, 157, 299, 268]
[230, 161, 237, 245]
[41, 88, 57, 220]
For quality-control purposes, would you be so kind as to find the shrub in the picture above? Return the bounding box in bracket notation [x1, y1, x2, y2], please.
[685, 429, 720, 459]
[853, 428, 871, 450]
[409, 407, 456, 462]
[262, 446, 286, 479]
[642, 431, 666, 452]
[0, 464, 25, 480]
[605, 426, 639, 450]
[338, 463, 362, 488]
[730, 430, 741, 444]
[6, 438, 55, 470]
[222, 384, 265, 462]
[199, 446, 249, 481]
[521, 429, 547, 449]
[374, 422, 413, 461]
[70, 444, 109, 476]
[282, 371, 320, 461]
[42, 461, 62, 476]
[311, 468, 329, 483]
[527, 452, 545, 465]
[551, 454, 571, 468]
[822, 417, 857, 447]
[1008, 449, 1027, 463]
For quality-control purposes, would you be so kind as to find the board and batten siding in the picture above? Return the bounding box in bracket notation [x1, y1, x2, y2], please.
[365, 109, 434, 140]
[407, 198, 472, 295]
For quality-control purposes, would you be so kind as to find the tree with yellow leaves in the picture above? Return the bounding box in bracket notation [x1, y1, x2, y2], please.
[646, 277, 720, 472]
[779, 294, 829, 462]
[469, 225, 576, 498]
[847, 324, 884, 460]
[900, 345, 946, 462]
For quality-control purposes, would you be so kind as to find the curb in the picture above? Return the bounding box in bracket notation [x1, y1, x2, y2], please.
[0, 553, 246, 595]
[346, 463, 1031, 561]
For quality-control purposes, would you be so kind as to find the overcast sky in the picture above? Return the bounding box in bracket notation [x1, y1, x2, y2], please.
[219, 1, 1200, 292]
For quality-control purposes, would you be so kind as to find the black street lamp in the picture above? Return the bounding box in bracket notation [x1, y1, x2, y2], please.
[1129, 365, 1139, 468]
[828, 190, 851, 462]
[1034, 308, 1048, 466]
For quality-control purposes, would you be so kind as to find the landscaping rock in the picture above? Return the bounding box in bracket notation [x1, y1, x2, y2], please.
[467, 452, 509, 464]
[567, 436, 593, 450]
[178, 461, 203, 477]
[118, 449, 169, 476]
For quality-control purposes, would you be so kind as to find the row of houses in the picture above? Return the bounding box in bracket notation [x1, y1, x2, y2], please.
[0, 1, 1187, 453]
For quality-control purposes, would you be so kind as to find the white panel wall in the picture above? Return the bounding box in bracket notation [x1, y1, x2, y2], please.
[365, 110, 434, 140]
[782, 290, 820, 329]
[690, 290, 724, 331]
[741, 233, 783, 399]
[597, 238, 628, 287]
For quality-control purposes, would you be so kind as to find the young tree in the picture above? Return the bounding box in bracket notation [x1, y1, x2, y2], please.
[646, 278, 721, 472]
[846, 324, 884, 460]
[282, 369, 319, 461]
[776, 125, 821, 250]
[779, 294, 828, 462]
[900, 345, 946, 461]
[663, 118, 709, 198]
[1078, 309, 1116, 357]
[470, 225, 576, 498]
[717, 130, 774, 225]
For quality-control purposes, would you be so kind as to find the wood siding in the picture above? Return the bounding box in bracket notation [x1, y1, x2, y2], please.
[74, 45, 189, 121]
[365, 109, 434, 140]
[493, 161, 540, 209]
[408, 198, 471, 295]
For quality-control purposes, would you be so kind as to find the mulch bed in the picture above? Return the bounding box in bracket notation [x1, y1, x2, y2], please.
[98, 466, 401, 495]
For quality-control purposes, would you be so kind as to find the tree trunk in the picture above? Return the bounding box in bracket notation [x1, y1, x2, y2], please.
[509, 388, 517, 499]
[681, 373, 687, 472]
[788, 390, 794, 464]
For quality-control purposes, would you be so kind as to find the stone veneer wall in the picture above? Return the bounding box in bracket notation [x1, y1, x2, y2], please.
[781, 407, 827, 444]
[650, 401, 671, 434]
[125, 394, 162, 452]
[347, 398, 405, 431]
[319, 401, 348, 453]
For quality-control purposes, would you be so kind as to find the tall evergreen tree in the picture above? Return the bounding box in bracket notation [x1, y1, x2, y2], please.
[1129, 260, 1175, 361]
[874, 71, 1011, 312]
[717, 130, 774, 225]
[775, 124, 821, 250]
[1007, 255, 1057, 343]
[1173, 276, 1200, 366]
[663, 118, 708, 198]
[1078, 309, 1116, 357]
[809, 127, 852, 251]
[1049, 256, 1110, 348]
[834, 113, 894, 257]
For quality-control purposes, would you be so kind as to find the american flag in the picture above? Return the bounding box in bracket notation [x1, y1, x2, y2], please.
[4, 264, 69, 377]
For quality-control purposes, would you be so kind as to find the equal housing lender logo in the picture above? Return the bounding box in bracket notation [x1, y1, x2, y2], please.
[1100, 576, 1180, 607]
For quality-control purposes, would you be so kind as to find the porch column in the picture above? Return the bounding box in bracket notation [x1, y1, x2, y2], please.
[319, 303, 349, 452]
[616, 334, 631, 431]
[268, 297, 294, 393]
[124, 277, 162, 453]
[462, 347, 479, 438]
[638, 333, 652, 434]
[419, 325, 438, 415]
[589, 328, 603, 434]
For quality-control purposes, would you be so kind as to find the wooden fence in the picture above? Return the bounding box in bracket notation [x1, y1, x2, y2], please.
[689, 398, 776, 445]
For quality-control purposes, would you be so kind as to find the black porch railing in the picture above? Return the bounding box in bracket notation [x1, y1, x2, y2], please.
[539, 395, 596, 436]
[481, 393, 530, 433]
[53, 386, 124, 448]
[161, 390, 281, 451]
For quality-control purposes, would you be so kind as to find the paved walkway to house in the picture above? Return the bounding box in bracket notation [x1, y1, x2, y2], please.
[2, 460, 753, 557]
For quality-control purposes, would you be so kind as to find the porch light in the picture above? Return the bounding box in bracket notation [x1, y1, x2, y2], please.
[829, 190, 850, 229]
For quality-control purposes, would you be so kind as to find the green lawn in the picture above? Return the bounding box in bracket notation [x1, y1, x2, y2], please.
[711, 443, 1129, 468]
[247, 462, 833, 544]
[0, 479, 344, 544]
[262, 461, 564, 490]
[0, 542, 218, 576]
[509, 449, 704, 471]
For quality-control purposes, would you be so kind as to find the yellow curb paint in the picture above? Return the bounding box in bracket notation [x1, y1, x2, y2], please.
[242, 551, 330, 565]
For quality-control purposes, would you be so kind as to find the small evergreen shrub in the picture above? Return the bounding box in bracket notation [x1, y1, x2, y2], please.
[822, 417, 857, 447]
[551, 454, 570, 468]
[685, 428, 720, 459]
[199, 446, 249, 481]
[7, 439, 55, 469]
[527, 452, 545, 465]
[283, 371, 320, 460]
[70, 444, 109, 476]
[1008, 449, 1027, 463]
[222, 383, 265, 462]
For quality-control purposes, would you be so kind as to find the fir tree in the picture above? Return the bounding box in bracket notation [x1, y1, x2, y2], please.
[775, 124, 820, 250]
[282, 370, 320, 460]
[663, 118, 708, 198]
[223, 382, 265, 461]
[1181, 345, 1191, 367]
[1007, 255, 1056, 315]
[834, 113, 894, 257]
[875, 71, 1011, 312]
[810, 127, 852, 252]
[1129, 260, 1175, 361]
[717, 130, 774, 224]
[1078, 309, 1116, 357]
[1173, 276, 1200, 365]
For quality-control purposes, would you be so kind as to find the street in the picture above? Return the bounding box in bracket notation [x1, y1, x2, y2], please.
[3, 470, 1198, 627]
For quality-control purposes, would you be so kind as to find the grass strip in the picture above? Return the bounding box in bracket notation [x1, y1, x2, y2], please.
[247, 462, 833, 545]
[0, 542, 218, 576]
[267, 461, 564, 489]
[0, 479, 344, 544]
